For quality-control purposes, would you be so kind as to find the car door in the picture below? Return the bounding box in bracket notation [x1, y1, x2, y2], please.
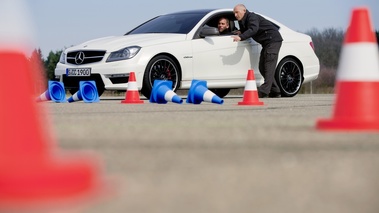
[191, 32, 261, 88]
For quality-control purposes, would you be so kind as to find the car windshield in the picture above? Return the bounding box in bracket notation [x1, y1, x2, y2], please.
[126, 13, 205, 35]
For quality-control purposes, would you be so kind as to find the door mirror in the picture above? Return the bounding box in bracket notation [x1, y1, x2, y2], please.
[199, 27, 220, 38]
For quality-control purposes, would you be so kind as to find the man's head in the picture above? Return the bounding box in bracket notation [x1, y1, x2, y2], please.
[233, 4, 247, 21]
[218, 17, 230, 33]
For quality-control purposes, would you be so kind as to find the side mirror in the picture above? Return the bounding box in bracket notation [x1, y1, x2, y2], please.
[199, 27, 220, 38]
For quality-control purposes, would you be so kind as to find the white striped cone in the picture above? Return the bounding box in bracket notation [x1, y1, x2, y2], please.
[37, 81, 67, 103]
[317, 7, 379, 131]
[0, 0, 108, 209]
[164, 90, 182, 104]
[67, 91, 81, 102]
[150, 80, 182, 104]
[186, 80, 223, 104]
[67, 81, 99, 103]
[121, 72, 144, 104]
[202, 90, 218, 103]
[36, 90, 50, 102]
[238, 69, 264, 105]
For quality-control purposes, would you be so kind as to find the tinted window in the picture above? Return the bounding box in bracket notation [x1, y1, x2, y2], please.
[127, 13, 205, 34]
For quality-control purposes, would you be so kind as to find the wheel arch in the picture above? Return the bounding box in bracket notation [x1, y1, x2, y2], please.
[147, 52, 183, 84]
[140, 53, 183, 98]
[275, 55, 305, 97]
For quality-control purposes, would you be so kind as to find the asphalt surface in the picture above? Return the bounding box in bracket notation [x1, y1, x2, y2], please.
[46, 94, 379, 213]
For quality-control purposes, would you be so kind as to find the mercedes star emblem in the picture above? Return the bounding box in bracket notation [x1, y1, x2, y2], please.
[75, 52, 85, 65]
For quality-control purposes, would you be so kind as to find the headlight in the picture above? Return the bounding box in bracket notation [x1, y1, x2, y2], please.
[59, 52, 66, 64]
[106, 46, 141, 62]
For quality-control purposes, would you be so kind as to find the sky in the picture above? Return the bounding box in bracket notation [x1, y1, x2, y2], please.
[16, 0, 379, 58]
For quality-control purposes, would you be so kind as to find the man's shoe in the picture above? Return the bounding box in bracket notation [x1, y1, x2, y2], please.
[269, 92, 281, 98]
[258, 91, 268, 98]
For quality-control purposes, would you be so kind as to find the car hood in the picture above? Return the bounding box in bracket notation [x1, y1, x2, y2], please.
[67, 34, 187, 52]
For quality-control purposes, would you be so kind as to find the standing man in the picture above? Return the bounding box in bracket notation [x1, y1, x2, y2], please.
[232, 4, 283, 98]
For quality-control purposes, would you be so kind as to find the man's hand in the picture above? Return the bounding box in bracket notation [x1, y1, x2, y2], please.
[232, 35, 241, 42]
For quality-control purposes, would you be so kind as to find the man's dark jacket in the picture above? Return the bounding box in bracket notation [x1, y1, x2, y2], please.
[238, 10, 283, 46]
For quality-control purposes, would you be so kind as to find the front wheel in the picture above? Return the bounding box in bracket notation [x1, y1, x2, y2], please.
[275, 58, 303, 97]
[141, 55, 180, 99]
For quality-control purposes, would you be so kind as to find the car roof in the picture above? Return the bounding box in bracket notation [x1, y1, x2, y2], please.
[167, 9, 218, 15]
[158, 8, 292, 33]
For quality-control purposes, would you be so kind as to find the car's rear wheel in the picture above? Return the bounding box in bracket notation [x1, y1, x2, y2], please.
[275, 58, 303, 97]
[141, 55, 180, 99]
[209, 88, 230, 98]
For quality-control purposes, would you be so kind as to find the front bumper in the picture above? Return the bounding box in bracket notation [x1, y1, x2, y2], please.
[54, 60, 145, 91]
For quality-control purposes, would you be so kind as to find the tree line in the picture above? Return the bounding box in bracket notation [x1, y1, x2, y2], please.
[300, 29, 379, 93]
[35, 29, 379, 94]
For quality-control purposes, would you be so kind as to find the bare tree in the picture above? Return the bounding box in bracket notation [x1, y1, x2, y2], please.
[301, 28, 344, 93]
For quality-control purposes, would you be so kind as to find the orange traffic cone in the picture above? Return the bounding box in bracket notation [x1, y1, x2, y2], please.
[317, 7, 379, 131]
[0, 51, 109, 211]
[121, 71, 144, 104]
[238, 69, 264, 106]
[0, 1, 109, 211]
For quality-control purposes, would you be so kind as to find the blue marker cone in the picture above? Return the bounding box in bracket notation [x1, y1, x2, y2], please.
[150, 80, 182, 104]
[36, 81, 66, 103]
[68, 81, 99, 103]
[186, 80, 223, 104]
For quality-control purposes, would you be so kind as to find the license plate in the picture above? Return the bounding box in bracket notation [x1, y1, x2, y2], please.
[66, 68, 91, 76]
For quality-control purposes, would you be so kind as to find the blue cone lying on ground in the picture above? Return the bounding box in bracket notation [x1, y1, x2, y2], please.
[150, 80, 183, 104]
[36, 81, 66, 103]
[68, 81, 99, 103]
[186, 79, 223, 104]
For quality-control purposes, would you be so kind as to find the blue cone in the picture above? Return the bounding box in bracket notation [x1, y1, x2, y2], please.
[186, 80, 223, 104]
[68, 81, 99, 103]
[36, 81, 66, 103]
[150, 80, 182, 104]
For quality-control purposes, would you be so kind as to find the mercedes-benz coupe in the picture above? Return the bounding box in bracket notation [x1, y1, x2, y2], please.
[55, 9, 320, 98]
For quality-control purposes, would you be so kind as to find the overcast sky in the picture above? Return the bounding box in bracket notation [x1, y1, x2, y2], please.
[20, 0, 379, 57]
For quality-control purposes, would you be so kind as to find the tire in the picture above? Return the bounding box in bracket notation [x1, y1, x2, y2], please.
[209, 88, 230, 98]
[275, 58, 303, 97]
[141, 55, 180, 99]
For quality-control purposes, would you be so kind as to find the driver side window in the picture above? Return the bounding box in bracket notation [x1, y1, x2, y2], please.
[204, 14, 240, 35]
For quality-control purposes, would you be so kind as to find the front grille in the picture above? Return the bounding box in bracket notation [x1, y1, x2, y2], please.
[67, 50, 106, 65]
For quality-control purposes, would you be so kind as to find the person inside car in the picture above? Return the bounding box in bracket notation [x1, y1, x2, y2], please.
[218, 17, 231, 35]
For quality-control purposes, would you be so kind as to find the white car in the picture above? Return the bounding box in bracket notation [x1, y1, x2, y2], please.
[55, 9, 319, 98]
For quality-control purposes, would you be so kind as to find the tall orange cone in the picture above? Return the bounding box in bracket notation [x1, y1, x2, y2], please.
[0, 51, 109, 212]
[0, 0, 109, 211]
[238, 69, 264, 106]
[121, 71, 144, 104]
[317, 7, 379, 131]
